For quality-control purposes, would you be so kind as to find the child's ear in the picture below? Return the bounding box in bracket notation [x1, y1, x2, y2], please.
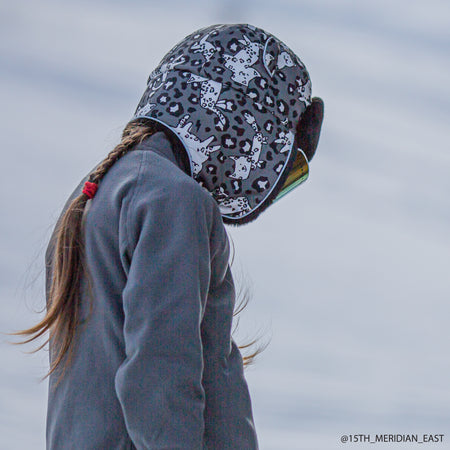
[296, 97, 324, 162]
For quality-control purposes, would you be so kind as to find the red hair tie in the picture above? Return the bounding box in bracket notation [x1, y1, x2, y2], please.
[82, 181, 98, 199]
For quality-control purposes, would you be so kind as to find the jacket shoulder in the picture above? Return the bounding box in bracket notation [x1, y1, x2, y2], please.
[132, 149, 219, 215]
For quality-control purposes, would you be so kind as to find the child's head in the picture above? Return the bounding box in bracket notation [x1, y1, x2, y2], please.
[132, 23, 324, 225]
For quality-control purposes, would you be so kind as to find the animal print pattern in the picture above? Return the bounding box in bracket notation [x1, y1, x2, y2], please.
[229, 112, 267, 180]
[135, 102, 156, 117]
[274, 130, 295, 153]
[146, 54, 186, 99]
[186, 75, 234, 129]
[133, 24, 312, 223]
[190, 31, 220, 62]
[214, 187, 251, 216]
[173, 115, 221, 176]
[223, 35, 262, 86]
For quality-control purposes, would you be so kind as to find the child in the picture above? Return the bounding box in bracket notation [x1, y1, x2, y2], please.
[18, 23, 323, 449]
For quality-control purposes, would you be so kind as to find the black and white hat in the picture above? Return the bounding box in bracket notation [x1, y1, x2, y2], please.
[133, 23, 319, 225]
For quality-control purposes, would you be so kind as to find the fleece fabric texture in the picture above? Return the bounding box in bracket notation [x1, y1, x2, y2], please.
[45, 131, 258, 449]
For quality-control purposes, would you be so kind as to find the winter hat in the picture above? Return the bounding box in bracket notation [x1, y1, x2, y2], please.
[132, 23, 322, 225]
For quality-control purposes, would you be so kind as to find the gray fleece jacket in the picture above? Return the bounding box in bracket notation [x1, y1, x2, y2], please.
[45, 131, 258, 449]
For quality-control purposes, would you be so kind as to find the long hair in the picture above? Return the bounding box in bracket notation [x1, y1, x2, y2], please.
[14, 119, 158, 378]
[14, 119, 264, 379]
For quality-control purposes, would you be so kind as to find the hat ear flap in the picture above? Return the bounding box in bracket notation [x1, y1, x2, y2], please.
[296, 97, 324, 162]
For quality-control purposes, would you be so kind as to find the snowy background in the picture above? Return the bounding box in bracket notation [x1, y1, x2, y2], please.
[1, 0, 449, 449]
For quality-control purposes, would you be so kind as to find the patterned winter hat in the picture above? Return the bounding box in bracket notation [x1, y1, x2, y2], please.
[133, 23, 313, 225]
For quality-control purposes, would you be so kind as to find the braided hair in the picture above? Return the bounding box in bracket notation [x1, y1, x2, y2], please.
[15, 119, 159, 379]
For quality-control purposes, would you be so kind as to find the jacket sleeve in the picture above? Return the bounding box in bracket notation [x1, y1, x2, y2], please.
[114, 159, 213, 449]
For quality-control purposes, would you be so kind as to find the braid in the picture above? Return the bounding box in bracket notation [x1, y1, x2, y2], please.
[13, 118, 161, 381]
[89, 120, 158, 185]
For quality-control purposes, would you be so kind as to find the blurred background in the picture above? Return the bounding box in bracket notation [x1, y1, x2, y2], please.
[1, 0, 449, 449]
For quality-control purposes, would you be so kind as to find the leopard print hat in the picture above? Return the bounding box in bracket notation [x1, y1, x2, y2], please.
[132, 23, 312, 225]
